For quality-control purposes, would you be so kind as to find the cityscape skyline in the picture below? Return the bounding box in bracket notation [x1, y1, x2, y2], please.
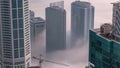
[1, 0, 120, 68]
[29, 0, 117, 31]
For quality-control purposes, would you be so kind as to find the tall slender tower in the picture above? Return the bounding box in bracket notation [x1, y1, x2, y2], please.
[71, 1, 94, 46]
[0, 0, 31, 68]
[46, 1, 66, 53]
[112, 1, 120, 37]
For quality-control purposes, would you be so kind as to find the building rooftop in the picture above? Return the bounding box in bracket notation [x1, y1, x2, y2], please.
[48, 1, 65, 12]
[95, 23, 120, 43]
[31, 17, 45, 23]
[72, 1, 91, 8]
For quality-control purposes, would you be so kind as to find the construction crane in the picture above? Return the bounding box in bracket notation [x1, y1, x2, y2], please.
[32, 54, 69, 68]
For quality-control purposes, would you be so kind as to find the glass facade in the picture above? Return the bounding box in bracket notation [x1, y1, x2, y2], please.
[89, 30, 120, 68]
[71, 1, 94, 47]
[0, 0, 31, 68]
[46, 5, 66, 53]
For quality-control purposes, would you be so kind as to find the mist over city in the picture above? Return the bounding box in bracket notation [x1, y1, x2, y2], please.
[0, 0, 120, 68]
[29, 0, 115, 68]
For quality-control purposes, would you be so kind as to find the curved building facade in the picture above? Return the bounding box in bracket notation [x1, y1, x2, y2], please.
[71, 1, 94, 47]
[0, 0, 31, 68]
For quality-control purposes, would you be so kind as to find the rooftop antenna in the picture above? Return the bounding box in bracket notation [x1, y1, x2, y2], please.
[32, 54, 69, 68]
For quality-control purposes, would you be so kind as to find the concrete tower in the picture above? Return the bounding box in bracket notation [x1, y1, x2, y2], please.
[46, 1, 66, 53]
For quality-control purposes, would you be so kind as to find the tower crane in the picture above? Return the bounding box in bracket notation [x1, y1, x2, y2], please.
[32, 54, 69, 68]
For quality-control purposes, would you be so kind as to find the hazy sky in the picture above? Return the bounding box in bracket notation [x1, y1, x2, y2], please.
[29, 0, 118, 31]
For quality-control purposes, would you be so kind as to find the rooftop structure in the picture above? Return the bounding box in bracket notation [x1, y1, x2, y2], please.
[50, 1, 64, 9]
[31, 17, 45, 24]
[96, 23, 120, 42]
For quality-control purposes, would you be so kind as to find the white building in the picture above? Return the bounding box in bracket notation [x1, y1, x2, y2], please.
[0, 0, 31, 68]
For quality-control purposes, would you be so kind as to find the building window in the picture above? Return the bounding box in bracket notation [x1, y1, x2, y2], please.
[14, 40, 18, 49]
[13, 30, 18, 39]
[12, 9, 17, 19]
[18, 0, 23, 8]
[20, 49, 24, 57]
[19, 39, 24, 48]
[13, 20, 17, 29]
[19, 29, 24, 38]
[14, 49, 19, 58]
[19, 19, 23, 28]
[12, 0, 17, 8]
[18, 9, 23, 18]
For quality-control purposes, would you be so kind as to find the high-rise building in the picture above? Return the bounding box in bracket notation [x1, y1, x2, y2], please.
[46, 1, 66, 53]
[0, 0, 31, 68]
[30, 11, 45, 61]
[112, 2, 120, 36]
[30, 15, 45, 42]
[89, 23, 120, 68]
[71, 1, 94, 46]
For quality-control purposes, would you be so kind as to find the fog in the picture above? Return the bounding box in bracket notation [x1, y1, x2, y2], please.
[29, 0, 119, 68]
[31, 26, 89, 68]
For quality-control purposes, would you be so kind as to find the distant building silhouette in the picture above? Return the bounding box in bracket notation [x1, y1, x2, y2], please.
[46, 1, 66, 53]
[30, 10, 45, 65]
[71, 1, 94, 47]
[30, 10, 35, 19]
[0, 0, 31, 68]
[30, 11, 45, 43]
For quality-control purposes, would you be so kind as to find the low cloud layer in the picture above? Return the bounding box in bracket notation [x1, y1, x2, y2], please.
[31, 28, 89, 68]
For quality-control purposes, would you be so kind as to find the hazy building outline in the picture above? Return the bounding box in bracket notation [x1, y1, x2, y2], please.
[71, 1, 94, 47]
[46, 1, 66, 53]
[30, 11, 45, 43]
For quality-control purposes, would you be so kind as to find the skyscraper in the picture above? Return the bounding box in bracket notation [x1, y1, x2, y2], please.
[112, 2, 120, 36]
[30, 11, 45, 42]
[46, 1, 66, 53]
[71, 1, 94, 46]
[0, 0, 31, 68]
[89, 24, 120, 68]
[30, 11, 45, 62]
